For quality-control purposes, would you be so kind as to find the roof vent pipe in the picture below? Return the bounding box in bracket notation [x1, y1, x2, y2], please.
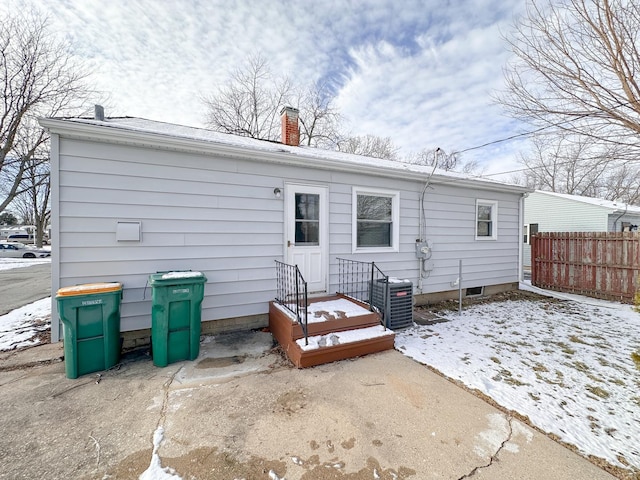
[94, 104, 105, 121]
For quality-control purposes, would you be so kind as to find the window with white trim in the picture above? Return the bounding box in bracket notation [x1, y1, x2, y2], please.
[352, 187, 399, 252]
[475, 199, 498, 240]
[523, 223, 538, 244]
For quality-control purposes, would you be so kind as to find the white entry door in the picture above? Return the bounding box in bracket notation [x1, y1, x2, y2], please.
[285, 184, 328, 294]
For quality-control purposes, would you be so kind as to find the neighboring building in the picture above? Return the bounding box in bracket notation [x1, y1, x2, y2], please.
[523, 190, 640, 268]
[0, 226, 35, 242]
[40, 109, 531, 344]
[0, 227, 21, 240]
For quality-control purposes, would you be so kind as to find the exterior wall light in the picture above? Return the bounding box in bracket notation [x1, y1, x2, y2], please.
[274, 187, 282, 198]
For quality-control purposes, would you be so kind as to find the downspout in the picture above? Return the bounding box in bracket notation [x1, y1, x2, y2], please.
[518, 193, 526, 283]
[49, 133, 61, 342]
[613, 203, 628, 231]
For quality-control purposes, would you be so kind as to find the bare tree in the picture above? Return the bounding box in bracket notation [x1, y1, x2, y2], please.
[295, 83, 342, 149]
[12, 152, 50, 247]
[203, 55, 409, 159]
[602, 162, 640, 205]
[405, 148, 455, 170]
[203, 55, 290, 141]
[518, 134, 608, 195]
[498, 0, 640, 201]
[515, 132, 640, 203]
[404, 148, 485, 174]
[501, 1, 640, 146]
[337, 134, 399, 160]
[203, 55, 342, 147]
[0, 9, 90, 215]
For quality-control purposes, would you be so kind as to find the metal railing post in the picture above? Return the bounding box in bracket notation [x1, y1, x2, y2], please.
[274, 260, 309, 345]
[369, 261, 375, 313]
[336, 258, 389, 330]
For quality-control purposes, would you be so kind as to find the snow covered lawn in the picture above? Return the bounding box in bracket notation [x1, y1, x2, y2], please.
[0, 297, 51, 351]
[0, 257, 52, 350]
[396, 286, 640, 473]
[0, 257, 50, 271]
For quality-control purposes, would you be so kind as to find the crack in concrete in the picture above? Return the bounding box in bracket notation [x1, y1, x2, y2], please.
[138, 366, 185, 478]
[157, 366, 183, 429]
[458, 415, 514, 479]
[0, 357, 63, 374]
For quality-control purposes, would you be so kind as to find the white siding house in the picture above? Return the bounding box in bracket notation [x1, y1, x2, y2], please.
[40, 113, 530, 344]
[523, 190, 640, 267]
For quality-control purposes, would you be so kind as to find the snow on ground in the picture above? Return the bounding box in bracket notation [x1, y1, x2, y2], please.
[0, 257, 51, 271]
[307, 298, 371, 320]
[396, 286, 640, 471]
[2, 253, 638, 472]
[274, 298, 372, 324]
[138, 426, 183, 480]
[297, 325, 394, 351]
[0, 297, 51, 351]
[0, 257, 52, 350]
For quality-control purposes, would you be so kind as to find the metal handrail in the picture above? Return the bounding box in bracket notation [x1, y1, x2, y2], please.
[336, 258, 389, 329]
[274, 260, 308, 345]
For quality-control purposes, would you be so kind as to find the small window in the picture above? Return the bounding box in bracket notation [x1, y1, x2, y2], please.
[352, 187, 399, 252]
[476, 200, 498, 240]
[524, 223, 538, 244]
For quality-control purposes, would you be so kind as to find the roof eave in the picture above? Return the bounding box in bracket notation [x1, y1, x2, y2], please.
[39, 118, 531, 195]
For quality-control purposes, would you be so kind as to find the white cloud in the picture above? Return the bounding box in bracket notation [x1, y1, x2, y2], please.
[3, 0, 530, 178]
[334, 4, 527, 175]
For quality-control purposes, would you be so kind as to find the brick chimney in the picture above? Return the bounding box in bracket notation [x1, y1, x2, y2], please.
[280, 106, 300, 146]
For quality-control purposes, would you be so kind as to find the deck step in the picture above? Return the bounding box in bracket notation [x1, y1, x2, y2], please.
[287, 325, 395, 368]
[269, 298, 396, 368]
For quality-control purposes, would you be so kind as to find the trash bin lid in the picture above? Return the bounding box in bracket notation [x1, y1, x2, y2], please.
[148, 271, 207, 286]
[56, 282, 123, 297]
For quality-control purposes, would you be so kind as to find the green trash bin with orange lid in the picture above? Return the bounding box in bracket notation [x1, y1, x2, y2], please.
[56, 282, 123, 379]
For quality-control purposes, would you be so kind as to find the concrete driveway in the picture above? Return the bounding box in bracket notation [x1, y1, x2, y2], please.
[0, 262, 51, 316]
[0, 331, 616, 480]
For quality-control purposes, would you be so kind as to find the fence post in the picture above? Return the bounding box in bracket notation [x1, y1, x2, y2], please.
[531, 232, 537, 285]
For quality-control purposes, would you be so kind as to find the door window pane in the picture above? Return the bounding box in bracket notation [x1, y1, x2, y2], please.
[295, 193, 320, 245]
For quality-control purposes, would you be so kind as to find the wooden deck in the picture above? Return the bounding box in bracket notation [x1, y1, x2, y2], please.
[269, 294, 395, 368]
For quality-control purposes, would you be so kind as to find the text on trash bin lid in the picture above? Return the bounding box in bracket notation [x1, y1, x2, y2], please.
[160, 271, 204, 280]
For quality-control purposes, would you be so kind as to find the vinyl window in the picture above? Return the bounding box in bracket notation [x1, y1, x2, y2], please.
[523, 223, 538, 244]
[476, 200, 498, 240]
[353, 187, 399, 252]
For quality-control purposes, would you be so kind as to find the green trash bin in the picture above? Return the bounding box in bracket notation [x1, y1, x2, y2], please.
[56, 282, 123, 379]
[149, 271, 207, 367]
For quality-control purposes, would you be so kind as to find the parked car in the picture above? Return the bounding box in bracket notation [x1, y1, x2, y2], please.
[0, 242, 51, 258]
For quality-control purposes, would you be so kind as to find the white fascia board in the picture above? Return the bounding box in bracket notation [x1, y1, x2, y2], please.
[39, 118, 531, 195]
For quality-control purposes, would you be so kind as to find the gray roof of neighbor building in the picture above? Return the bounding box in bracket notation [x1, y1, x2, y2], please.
[533, 190, 640, 214]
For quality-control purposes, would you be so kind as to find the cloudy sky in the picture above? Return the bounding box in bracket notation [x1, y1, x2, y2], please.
[4, 0, 532, 178]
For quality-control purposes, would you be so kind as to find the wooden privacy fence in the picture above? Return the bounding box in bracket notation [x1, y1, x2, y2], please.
[531, 232, 640, 303]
